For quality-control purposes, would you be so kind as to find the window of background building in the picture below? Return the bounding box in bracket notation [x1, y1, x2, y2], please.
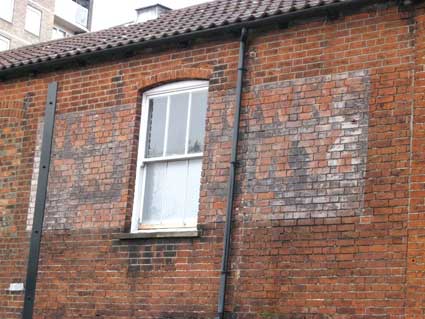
[0, 0, 14, 22]
[0, 35, 10, 52]
[131, 81, 209, 233]
[52, 27, 68, 40]
[25, 5, 42, 36]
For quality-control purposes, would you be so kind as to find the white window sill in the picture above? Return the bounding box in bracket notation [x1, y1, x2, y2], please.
[24, 29, 40, 37]
[116, 228, 199, 240]
[0, 17, 13, 24]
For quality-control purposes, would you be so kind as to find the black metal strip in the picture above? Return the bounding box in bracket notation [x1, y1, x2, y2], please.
[22, 82, 58, 319]
[216, 28, 248, 319]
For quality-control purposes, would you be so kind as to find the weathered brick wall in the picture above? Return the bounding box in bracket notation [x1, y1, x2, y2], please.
[0, 101, 24, 234]
[0, 98, 31, 317]
[226, 5, 416, 317]
[0, 2, 424, 319]
[0, 39, 239, 319]
[407, 4, 425, 318]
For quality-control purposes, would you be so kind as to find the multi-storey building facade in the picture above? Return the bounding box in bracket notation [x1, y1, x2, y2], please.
[0, 0, 92, 51]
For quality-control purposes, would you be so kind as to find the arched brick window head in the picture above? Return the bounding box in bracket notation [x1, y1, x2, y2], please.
[138, 68, 212, 93]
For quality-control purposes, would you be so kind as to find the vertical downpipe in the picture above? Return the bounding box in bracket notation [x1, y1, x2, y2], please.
[216, 27, 248, 319]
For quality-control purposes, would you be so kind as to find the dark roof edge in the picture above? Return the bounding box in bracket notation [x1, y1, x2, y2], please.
[0, 0, 389, 80]
[136, 4, 172, 12]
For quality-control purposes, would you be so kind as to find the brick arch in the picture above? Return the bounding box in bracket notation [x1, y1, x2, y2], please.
[137, 67, 212, 93]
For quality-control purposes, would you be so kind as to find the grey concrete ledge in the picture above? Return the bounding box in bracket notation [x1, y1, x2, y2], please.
[116, 230, 199, 240]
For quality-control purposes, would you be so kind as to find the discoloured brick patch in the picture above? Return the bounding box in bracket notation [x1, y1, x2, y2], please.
[43, 105, 135, 230]
[241, 70, 370, 220]
[28, 105, 136, 231]
[0, 100, 24, 235]
[26, 119, 42, 231]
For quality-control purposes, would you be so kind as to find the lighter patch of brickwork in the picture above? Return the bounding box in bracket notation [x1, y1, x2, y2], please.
[27, 104, 134, 231]
[0, 100, 24, 235]
[242, 70, 370, 220]
[26, 119, 43, 231]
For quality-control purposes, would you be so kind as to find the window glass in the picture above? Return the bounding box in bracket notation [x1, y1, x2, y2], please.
[141, 159, 202, 228]
[25, 6, 42, 36]
[142, 162, 166, 226]
[147, 97, 167, 158]
[188, 90, 208, 153]
[184, 158, 202, 225]
[161, 160, 187, 225]
[52, 27, 67, 39]
[0, 35, 10, 52]
[166, 93, 189, 156]
[0, 0, 14, 22]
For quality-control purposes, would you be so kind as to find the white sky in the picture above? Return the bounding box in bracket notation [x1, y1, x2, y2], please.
[92, 0, 213, 31]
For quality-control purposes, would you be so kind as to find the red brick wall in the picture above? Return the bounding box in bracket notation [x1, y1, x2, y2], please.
[408, 4, 425, 318]
[0, 100, 27, 317]
[0, 2, 424, 319]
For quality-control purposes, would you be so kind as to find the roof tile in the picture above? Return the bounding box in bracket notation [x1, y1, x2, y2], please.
[0, 0, 352, 72]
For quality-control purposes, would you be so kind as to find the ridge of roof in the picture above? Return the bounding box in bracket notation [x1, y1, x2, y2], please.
[0, 0, 375, 76]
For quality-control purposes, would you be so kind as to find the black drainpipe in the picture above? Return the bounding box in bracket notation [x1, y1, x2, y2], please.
[216, 27, 248, 319]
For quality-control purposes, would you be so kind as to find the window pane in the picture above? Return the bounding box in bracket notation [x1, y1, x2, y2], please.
[142, 162, 166, 226]
[25, 6, 42, 36]
[184, 159, 202, 226]
[142, 159, 202, 228]
[0, 0, 14, 22]
[146, 97, 167, 158]
[166, 93, 189, 156]
[188, 90, 208, 153]
[162, 161, 187, 225]
[0, 35, 10, 52]
[52, 27, 67, 39]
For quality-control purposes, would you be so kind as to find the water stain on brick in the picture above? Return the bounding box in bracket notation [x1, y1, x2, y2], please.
[23, 92, 35, 113]
[0, 215, 13, 227]
[112, 70, 125, 104]
[125, 242, 177, 276]
[288, 140, 310, 172]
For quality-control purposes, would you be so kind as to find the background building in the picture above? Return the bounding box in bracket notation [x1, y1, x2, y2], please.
[90, 0, 212, 31]
[135, 4, 170, 23]
[117, 4, 172, 27]
[0, 0, 92, 51]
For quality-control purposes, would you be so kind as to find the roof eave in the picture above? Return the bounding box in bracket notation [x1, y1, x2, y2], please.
[0, 0, 391, 80]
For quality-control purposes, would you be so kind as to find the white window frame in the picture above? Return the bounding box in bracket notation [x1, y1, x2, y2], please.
[0, 34, 10, 52]
[131, 80, 209, 233]
[25, 5, 42, 36]
[52, 26, 68, 39]
[0, 0, 14, 23]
